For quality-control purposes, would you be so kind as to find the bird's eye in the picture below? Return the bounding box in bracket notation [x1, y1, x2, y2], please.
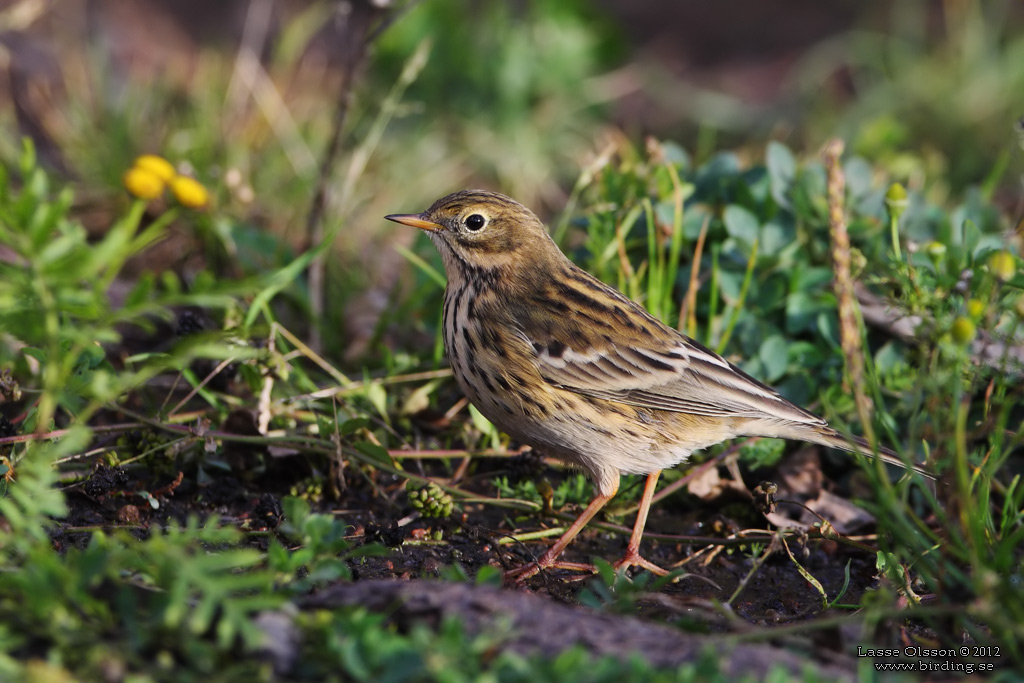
[464, 214, 487, 231]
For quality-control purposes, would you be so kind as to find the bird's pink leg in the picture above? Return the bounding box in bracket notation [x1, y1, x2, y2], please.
[613, 470, 670, 576]
[504, 489, 616, 583]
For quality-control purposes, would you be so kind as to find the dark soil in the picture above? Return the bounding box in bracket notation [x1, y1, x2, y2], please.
[55, 424, 889, 633]
[42, 420, 909, 680]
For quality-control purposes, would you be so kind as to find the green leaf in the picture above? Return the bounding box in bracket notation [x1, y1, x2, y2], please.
[475, 565, 504, 587]
[124, 271, 156, 308]
[21, 347, 47, 365]
[843, 156, 873, 200]
[785, 292, 821, 334]
[402, 378, 443, 415]
[354, 441, 393, 467]
[659, 140, 690, 169]
[758, 335, 788, 383]
[816, 311, 842, 352]
[759, 217, 795, 257]
[873, 342, 905, 374]
[766, 141, 796, 208]
[683, 206, 711, 240]
[282, 495, 311, 526]
[469, 404, 501, 449]
[722, 204, 759, 247]
[339, 416, 371, 436]
[364, 382, 389, 423]
[244, 248, 318, 330]
[787, 341, 826, 368]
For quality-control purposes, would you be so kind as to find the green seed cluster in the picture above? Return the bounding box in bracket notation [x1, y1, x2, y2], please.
[407, 481, 454, 518]
[290, 477, 325, 503]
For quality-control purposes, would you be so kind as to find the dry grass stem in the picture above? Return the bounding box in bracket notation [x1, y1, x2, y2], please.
[823, 139, 875, 445]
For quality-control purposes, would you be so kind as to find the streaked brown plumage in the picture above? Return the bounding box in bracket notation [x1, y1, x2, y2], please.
[387, 190, 931, 581]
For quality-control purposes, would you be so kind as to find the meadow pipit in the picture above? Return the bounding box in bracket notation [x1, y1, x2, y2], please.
[386, 190, 931, 582]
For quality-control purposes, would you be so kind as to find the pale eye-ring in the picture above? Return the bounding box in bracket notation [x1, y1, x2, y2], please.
[464, 213, 487, 231]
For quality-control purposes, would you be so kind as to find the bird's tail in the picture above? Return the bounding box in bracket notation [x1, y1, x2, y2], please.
[807, 425, 935, 480]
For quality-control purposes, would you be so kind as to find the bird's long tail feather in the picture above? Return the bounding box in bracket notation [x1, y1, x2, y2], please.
[812, 427, 935, 480]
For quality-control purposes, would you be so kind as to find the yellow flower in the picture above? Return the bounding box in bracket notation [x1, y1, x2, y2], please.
[951, 317, 976, 345]
[169, 175, 209, 209]
[133, 155, 176, 182]
[966, 299, 986, 319]
[987, 250, 1017, 282]
[123, 166, 165, 200]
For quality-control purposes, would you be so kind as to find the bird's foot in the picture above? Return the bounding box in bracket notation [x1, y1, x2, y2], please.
[612, 547, 670, 577]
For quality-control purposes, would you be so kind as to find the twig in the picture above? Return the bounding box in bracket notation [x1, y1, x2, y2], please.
[282, 368, 453, 404]
[169, 357, 241, 418]
[306, 1, 401, 352]
[679, 215, 709, 335]
[0, 422, 145, 448]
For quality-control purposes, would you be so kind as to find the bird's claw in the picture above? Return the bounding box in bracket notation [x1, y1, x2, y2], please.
[611, 549, 670, 577]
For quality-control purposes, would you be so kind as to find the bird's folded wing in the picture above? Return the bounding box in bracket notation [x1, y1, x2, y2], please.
[532, 332, 825, 426]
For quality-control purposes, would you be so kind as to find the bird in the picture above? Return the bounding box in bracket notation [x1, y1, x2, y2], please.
[386, 190, 932, 582]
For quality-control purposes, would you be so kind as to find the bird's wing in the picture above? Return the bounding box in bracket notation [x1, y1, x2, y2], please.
[515, 275, 824, 425]
[535, 331, 823, 424]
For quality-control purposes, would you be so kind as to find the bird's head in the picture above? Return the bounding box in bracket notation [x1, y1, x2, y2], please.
[386, 190, 559, 281]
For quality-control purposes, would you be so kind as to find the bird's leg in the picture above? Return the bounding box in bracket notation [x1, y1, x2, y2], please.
[504, 489, 616, 583]
[612, 470, 670, 576]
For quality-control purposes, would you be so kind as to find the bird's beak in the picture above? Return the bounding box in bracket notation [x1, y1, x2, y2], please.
[385, 212, 443, 232]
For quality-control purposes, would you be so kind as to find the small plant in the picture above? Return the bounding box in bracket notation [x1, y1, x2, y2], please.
[407, 479, 455, 518]
[579, 559, 686, 615]
[0, 145, 239, 437]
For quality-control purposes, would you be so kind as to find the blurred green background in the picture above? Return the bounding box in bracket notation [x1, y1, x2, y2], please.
[4, 1, 1022, 216]
[2, 0, 1021, 360]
